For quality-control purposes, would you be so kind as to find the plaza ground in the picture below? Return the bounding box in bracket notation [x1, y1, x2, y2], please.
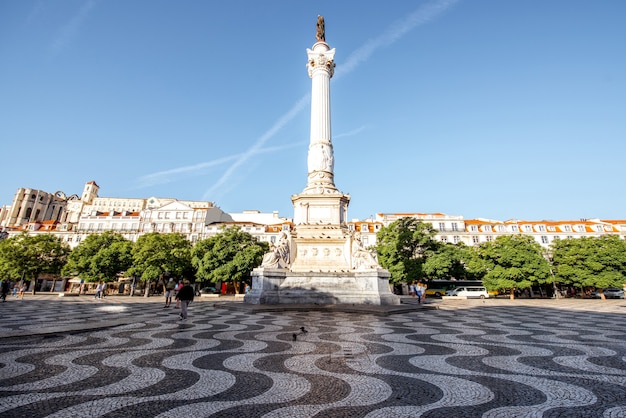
[0, 295, 624, 417]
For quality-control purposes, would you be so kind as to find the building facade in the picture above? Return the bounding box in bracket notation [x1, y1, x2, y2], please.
[0, 181, 292, 249]
[1, 181, 624, 251]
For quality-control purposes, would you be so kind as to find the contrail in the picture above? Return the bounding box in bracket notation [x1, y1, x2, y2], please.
[201, 0, 458, 201]
[49, 0, 96, 56]
[200, 94, 310, 201]
[336, 0, 459, 78]
[136, 0, 458, 198]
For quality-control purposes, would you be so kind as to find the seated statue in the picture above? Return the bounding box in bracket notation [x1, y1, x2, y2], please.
[352, 234, 379, 270]
[261, 232, 291, 269]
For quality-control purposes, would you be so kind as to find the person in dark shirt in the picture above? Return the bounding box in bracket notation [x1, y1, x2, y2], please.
[175, 280, 195, 320]
[0, 279, 9, 302]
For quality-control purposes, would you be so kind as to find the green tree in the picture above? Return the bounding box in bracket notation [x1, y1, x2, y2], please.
[423, 242, 473, 281]
[0, 233, 69, 291]
[127, 233, 192, 296]
[192, 226, 268, 293]
[62, 231, 133, 283]
[475, 235, 551, 298]
[551, 236, 626, 294]
[375, 217, 438, 284]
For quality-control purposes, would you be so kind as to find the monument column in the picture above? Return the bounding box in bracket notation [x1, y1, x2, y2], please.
[302, 19, 338, 195]
[245, 16, 399, 305]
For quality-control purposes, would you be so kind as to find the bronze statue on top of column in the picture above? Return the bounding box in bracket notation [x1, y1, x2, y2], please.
[316, 15, 325, 42]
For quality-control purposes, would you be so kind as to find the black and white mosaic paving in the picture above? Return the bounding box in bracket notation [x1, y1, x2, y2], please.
[0, 297, 625, 417]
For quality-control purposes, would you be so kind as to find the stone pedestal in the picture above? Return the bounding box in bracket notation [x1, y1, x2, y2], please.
[244, 268, 400, 305]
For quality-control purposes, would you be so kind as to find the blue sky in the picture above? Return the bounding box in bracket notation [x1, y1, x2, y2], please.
[1, 1, 625, 222]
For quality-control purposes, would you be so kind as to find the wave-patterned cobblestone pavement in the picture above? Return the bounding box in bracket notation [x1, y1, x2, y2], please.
[0, 297, 625, 417]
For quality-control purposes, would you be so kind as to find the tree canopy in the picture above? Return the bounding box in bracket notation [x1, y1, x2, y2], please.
[473, 235, 551, 295]
[192, 226, 268, 293]
[422, 243, 475, 281]
[127, 232, 192, 283]
[551, 236, 626, 290]
[375, 217, 439, 284]
[62, 231, 133, 282]
[0, 233, 69, 282]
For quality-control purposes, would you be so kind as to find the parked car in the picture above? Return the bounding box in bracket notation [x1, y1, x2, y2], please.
[445, 286, 489, 299]
[200, 286, 219, 295]
[602, 288, 625, 299]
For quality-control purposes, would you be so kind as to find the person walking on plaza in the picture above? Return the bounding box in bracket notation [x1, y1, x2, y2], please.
[0, 279, 9, 302]
[94, 282, 103, 300]
[415, 282, 423, 304]
[175, 280, 194, 320]
[164, 278, 176, 308]
[18, 283, 26, 299]
[174, 279, 183, 308]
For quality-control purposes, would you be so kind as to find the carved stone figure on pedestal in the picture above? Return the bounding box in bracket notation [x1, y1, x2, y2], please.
[260, 232, 290, 269]
[351, 233, 379, 270]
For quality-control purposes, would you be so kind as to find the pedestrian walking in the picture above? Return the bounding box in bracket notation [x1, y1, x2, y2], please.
[174, 279, 183, 308]
[94, 282, 103, 300]
[415, 282, 423, 304]
[0, 279, 9, 302]
[164, 278, 176, 308]
[18, 283, 26, 299]
[175, 280, 194, 320]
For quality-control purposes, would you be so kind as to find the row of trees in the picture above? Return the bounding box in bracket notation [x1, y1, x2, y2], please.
[0, 227, 268, 294]
[375, 217, 626, 296]
[2, 217, 625, 297]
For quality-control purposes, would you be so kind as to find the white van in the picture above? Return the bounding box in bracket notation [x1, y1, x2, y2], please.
[445, 286, 489, 299]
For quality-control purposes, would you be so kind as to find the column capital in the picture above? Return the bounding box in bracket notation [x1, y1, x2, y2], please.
[307, 45, 336, 79]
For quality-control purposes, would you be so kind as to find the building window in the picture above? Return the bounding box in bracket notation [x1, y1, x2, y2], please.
[472, 236, 480, 244]
[453, 236, 460, 244]
[524, 225, 532, 232]
[486, 236, 493, 242]
[360, 224, 368, 232]
[438, 222, 446, 231]
[538, 225, 546, 232]
[497, 225, 505, 232]
[451, 223, 458, 231]
[511, 225, 519, 232]
[470, 225, 478, 232]
[441, 236, 448, 243]
[483, 225, 492, 232]
[563, 225, 572, 232]
[541, 236, 549, 244]
[577, 225, 586, 232]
